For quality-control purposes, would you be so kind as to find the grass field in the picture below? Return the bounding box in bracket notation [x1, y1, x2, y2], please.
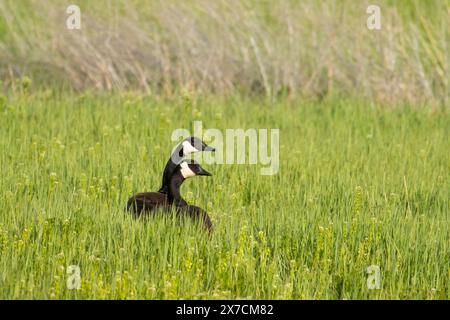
[0, 89, 448, 299]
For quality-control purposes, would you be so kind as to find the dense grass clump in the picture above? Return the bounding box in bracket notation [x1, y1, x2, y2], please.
[0, 91, 448, 299]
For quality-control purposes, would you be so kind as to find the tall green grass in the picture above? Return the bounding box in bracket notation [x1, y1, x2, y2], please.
[0, 89, 448, 299]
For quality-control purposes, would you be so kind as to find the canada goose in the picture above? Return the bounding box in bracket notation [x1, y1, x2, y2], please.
[127, 160, 213, 233]
[158, 137, 215, 194]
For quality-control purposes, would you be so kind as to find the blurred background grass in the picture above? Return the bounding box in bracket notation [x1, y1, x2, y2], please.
[0, 0, 448, 105]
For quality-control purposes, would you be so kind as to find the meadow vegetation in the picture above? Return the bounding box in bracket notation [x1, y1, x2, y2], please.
[0, 88, 448, 299]
[0, 0, 448, 300]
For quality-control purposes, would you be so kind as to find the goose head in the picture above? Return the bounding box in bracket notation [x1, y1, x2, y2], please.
[179, 160, 212, 179]
[181, 137, 215, 156]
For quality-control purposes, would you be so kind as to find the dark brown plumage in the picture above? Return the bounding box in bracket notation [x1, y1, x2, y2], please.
[127, 160, 213, 234]
[127, 192, 168, 214]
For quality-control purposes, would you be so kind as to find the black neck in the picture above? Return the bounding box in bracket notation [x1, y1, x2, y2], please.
[167, 169, 187, 206]
[158, 144, 184, 194]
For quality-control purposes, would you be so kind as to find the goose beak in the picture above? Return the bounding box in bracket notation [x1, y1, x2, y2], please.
[198, 167, 212, 176]
[202, 143, 215, 152]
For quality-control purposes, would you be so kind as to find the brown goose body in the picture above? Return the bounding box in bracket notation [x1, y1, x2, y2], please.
[126, 161, 213, 234]
[126, 192, 168, 216]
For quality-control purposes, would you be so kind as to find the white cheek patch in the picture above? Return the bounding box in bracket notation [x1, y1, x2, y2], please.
[182, 141, 200, 155]
[180, 162, 196, 178]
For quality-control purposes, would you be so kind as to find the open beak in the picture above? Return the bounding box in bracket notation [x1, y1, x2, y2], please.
[202, 143, 215, 152]
[198, 167, 212, 176]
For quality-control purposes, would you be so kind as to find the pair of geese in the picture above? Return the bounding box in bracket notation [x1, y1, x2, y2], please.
[127, 137, 215, 234]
